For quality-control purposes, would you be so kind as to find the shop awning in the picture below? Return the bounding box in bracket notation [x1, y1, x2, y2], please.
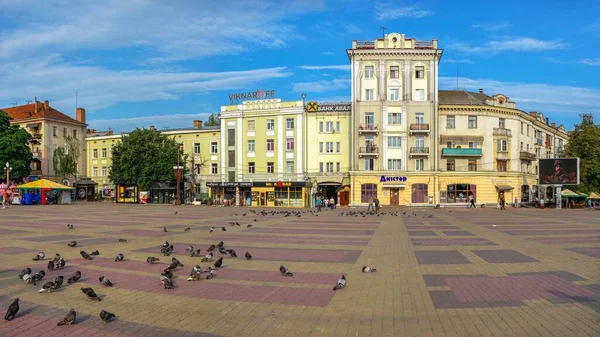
[16, 179, 73, 190]
[561, 189, 579, 197]
[587, 192, 600, 199]
[318, 182, 342, 186]
[382, 184, 406, 188]
[495, 185, 514, 191]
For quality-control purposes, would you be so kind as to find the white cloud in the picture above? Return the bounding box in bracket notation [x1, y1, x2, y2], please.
[88, 113, 215, 132]
[373, 1, 433, 20]
[321, 51, 335, 55]
[345, 24, 362, 34]
[585, 18, 600, 30]
[291, 79, 349, 93]
[576, 58, 600, 66]
[443, 58, 474, 64]
[309, 95, 351, 103]
[440, 76, 600, 125]
[298, 65, 350, 71]
[471, 22, 511, 31]
[447, 37, 568, 55]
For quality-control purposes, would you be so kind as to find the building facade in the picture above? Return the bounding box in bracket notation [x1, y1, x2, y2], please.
[2, 100, 87, 183]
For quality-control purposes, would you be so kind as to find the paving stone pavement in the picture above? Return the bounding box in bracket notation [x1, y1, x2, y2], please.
[0, 204, 599, 337]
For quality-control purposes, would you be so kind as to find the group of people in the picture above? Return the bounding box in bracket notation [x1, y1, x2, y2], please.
[316, 196, 336, 211]
[1, 181, 14, 209]
[367, 197, 380, 213]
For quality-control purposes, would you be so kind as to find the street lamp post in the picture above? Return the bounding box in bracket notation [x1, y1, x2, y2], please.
[4, 161, 12, 184]
[173, 144, 184, 205]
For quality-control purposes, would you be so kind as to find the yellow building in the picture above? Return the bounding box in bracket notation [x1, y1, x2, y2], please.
[217, 95, 309, 207]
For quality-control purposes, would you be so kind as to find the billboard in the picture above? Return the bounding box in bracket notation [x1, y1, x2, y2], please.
[538, 158, 580, 185]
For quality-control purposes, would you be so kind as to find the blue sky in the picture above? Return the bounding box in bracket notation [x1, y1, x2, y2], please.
[1, 0, 598, 132]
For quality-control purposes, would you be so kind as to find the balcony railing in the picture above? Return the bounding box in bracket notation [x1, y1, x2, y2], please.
[358, 145, 379, 156]
[492, 128, 511, 137]
[415, 41, 434, 49]
[519, 151, 536, 161]
[355, 41, 375, 49]
[409, 123, 430, 132]
[359, 123, 379, 132]
[410, 147, 430, 155]
[442, 148, 482, 157]
[496, 151, 508, 160]
[32, 151, 42, 159]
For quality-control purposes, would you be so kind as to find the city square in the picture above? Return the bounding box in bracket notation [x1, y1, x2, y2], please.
[0, 204, 598, 337]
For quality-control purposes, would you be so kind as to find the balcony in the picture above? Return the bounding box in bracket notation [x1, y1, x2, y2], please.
[496, 151, 508, 160]
[442, 148, 482, 157]
[355, 41, 375, 49]
[32, 151, 42, 159]
[358, 123, 379, 133]
[415, 41, 434, 49]
[409, 147, 430, 156]
[492, 128, 511, 137]
[519, 151, 536, 161]
[29, 133, 42, 142]
[535, 138, 543, 146]
[358, 145, 379, 157]
[409, 123, 430, 134]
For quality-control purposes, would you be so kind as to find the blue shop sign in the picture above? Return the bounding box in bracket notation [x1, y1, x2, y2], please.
[380, 176, 407, 183]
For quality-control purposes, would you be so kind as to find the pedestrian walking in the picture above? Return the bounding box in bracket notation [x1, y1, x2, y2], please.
[367, 197, 374, 212]
[317, 197, 322, 212]
[588, 198, 593, 210]
[514, 197, 518, 208]
[469, 196, 476, 208]
[329, 196, 335, 210]
[374, 197, 380, 213]
[500, 197, 506, 210]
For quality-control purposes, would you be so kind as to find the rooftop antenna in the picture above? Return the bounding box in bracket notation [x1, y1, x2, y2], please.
[26, 100, 32, 104]
[379, 26, 387, 38]
[11, 101, 17, 106]
[456, 66, 459, 90]
[76, 91, 78, 109]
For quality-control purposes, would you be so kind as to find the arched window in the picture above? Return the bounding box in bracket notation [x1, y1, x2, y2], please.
[361, 184, 377, 203]
[446, 184, 477, 203]
[411, 184, 428, 203]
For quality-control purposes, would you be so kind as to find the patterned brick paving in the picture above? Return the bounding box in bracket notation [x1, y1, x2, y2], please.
[0, 204, 598, 337]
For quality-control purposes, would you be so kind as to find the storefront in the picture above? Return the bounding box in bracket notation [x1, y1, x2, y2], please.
[350, 174, 431, 206]
[115, 184, 139, 203]
[207, 181, 309, 207]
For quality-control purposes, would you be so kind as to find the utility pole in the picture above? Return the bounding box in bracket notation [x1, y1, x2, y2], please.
[175, 144, 182, 205]
[379, 26, 386, 38]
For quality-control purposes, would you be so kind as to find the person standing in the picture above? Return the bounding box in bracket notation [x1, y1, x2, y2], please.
[514, 197, 518, 208]
[374, 197, 380, 214]
[469, 196, 476, 209]
[588, 198, 593, 210]
[367, 197, 374, 213]
[500, 197, 506, 210]
[330, 196, 335, 210]
[317, 196, 322, 212]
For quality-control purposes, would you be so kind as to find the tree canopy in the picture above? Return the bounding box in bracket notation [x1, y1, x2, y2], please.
[109, 128, 188, 190]
[0, 110, 33, 181]
[204, 113, 221, 127]
[52, 135, 80, 182]
[562, 113, 600, 193]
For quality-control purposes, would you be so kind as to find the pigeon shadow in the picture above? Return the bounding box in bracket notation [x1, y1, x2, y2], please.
[547, 290, 600, 313]
[18, 306, 39, 316]
[75, 314, 92, 324]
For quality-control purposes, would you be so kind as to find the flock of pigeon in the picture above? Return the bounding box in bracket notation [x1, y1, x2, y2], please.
[4, 208, 385, 328]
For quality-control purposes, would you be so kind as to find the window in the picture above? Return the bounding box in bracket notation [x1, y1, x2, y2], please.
[446, 159, 455, 171]
[247, 120, 255, 131]
[497, 139, 507, 152]
[365, 66, 374, 78]
[336, 162, 340, 172]
[447, 115, 455, 128]
[335, 121, 340, 132]
[444, 184, 476, 203]
[468, 160, 477, 171]
[446, 142, 454, 149]
[468, 142, 477, 149]
[411, 183, 428, 203]
[211, 163, 218, 174]
[520, 142, 523, 151]
[326, 162, 334, 173]
[319, 121, 324, 133]
[248, 162, 255, 174]
[521, 122, 524, 134]
[415, 112, 424, 124]
[63, 128, 67, 137]
[319, 142, 324, 153]
[415, 159, 424, 171]
[326, 121, 333, 133]
[390, 88, 400, 101]
[415, 136, 424, 149]
[266, 119, 275, 130]
[499, 118, 505, 129]
[267, 162, 274, 174]
[365, 89, 374, 101]
[101, 148, 107, 158]
[286, 138, 294, 151]
[227, 129, 235, 146]
[93, 167, 98, 176]
[388, 113, 401, 125]
[267, 139, 274, 151]
[336, 142, 341, 153]
[286, 118, 294, 129]
[53, 126, 57, 137]
[211, 142, 218, 154]
[526, 144, 529, 152]
[468, 116, 477, 128]
[101, 166, 107, 176]
[365, 112, 374, 126]
[527, 125, 530, 136]
[93, 149, 98, 159]
[388, 159, 401, 170]
[326, 142, 334, 153]
[364, 158, 374, 171]
[415, 66, 424, 79]
[361, 184, 377, 203]
[319, 162, 324, 173]
[248, 140, 255, 152]
[286, 161, 294, 173]
[390, 66, 399, 78]
[193, 143, 201, 154]
[415, 89, 425, 101]
[387, 136, 401, 148]
[73, 130, 77, 138]
[228, 150, 235, 167]
[497, 160, 507, 172]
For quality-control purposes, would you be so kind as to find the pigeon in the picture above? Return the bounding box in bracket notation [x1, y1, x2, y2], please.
[57, 259, 66, 269]
[229, 249, 237, 258]
[22, 274, 33, 284]
[80, 251, 92, 260]
[201, 252, 213, 262]
[253, 219, 257, 222]
[99, 276, 113, 287]
[213, 257, 223, 268]
[217, 241, 225, 248]
[32, 252, 45, 261]
[245, 251, 252, 260]
[188, 272, 202, 281]
[362, 266, 377, 273]
[221, 227, 227, 231]
[162, 241, 170, 248]
[118, 238, 128, 243]
[247, 224, 253, 228]
[161, 269, 173, 279]
[332, 275, 346, 290]
[54, 276, 64, 289]
[31, 270, 46, 285]
[163, 227, 168, 232]
[68, 241, 77, 247]
[99, 310, 115, 324]
[57, 308, 76, 326]
[161, 245, 173, 256]
[279, 265, 293, 277]
[4, 298, 19, 321]
[163, 277, 174, 289]
[147, 257, 160, 264]
[190, 249, 201, 257]
[207, 245, 216, 252]
[67, 224, 74, 229]
[172, 257, 184, 267]
[39, 281, 56, 293]
[184, 227, 191, 232]
[205, 268, 217, 280]
[47, 260, 55, 271]
[67, 270, 81, 284]
[115, 253, 124, 262]
[218, 247, 227, 255]
[81, 287, 101, 301]
[209, 227, 214, 233]
[186, 245, 194, 252]
[174, 211, 178, 215]
[19, 268, 31, 279]
[53, 254, 62, 263]
[90, 250, 100, 256]
[167, 261, 179, 270]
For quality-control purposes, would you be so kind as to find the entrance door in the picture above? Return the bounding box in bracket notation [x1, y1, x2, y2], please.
[339, 191, 349, 206]
[260, 192, 266, 206]
[390, 188, 399, 205]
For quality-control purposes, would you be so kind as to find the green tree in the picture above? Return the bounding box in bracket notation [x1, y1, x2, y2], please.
[0, 110, 33, 181]
[204, 113, 221, 127]
[562, 113, 600, 193]
[109, 128, 188, 190]
[52, 135, 80, 182]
